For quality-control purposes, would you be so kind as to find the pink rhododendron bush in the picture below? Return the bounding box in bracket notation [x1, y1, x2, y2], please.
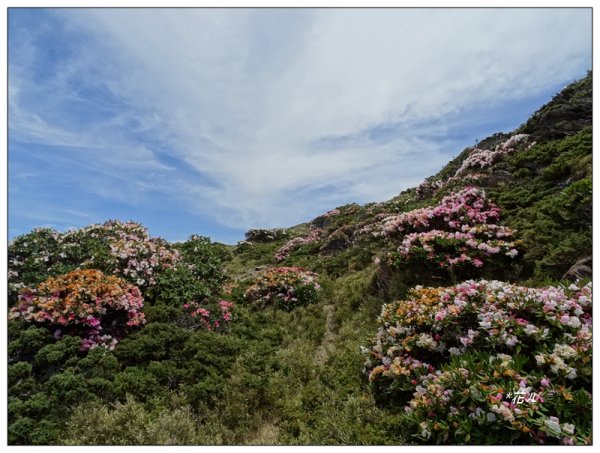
[275, 228, 322, 261]
[363, 280, 592, 444]
[415, 134, 533, 199]
[182, 299, 234, 331]
[8, 221, 180, 306]
[62, 220, 181, 288]
[9, 269, 146, 350]
[382, 187, 520, 278]
[244, 267, 320, 311]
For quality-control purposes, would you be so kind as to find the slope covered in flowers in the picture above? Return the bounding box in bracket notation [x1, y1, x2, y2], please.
[7, 73, 592, 446]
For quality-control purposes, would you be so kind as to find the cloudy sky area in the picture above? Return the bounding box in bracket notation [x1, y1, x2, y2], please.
[8, 8, 591, 243]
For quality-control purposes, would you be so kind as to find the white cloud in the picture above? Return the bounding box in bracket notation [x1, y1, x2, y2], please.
[9, 8, 592, 231]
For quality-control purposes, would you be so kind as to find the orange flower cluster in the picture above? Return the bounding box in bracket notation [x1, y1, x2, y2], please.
[10, 269, 145, 350]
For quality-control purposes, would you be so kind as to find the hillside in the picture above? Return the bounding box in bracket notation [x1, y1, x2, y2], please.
[7, 72, 592, 445]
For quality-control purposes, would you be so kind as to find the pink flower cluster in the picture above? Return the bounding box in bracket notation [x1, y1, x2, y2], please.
[415, 134, 533, 199]
[70, 220, 181, 287]
[9, 269, 145, 351]
[382, 187, 519, 269]
[274, 228, 322, 262]
[109, 234, 180, 287]
[455, 134, 532, 177]
[183, 299, 234, 331]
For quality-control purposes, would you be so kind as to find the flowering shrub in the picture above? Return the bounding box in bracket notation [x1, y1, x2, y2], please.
[8, 228, 69, 305]
[455, 134, 532, 177]
[274, 228, 322, 262]
[182, 299, 234, 331]
[8, 221, 180, 298]
[9, 269, 146, 350]
[382, 187, 519, 275]
[63, 220, 180, 288]
[105, 224, 179, 288]
[415, 134, 533, 199]
[243, 267, 320, 311]
[363, 280, 592, 444]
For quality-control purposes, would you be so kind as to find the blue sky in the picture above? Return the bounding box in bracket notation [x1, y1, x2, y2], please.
[8, 8, 592, 244]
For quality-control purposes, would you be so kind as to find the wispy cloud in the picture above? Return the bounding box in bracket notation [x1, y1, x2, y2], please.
[8, 8, 592, 240]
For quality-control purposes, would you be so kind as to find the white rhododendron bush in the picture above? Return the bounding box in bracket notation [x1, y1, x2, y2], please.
[363, 280, 592, 444]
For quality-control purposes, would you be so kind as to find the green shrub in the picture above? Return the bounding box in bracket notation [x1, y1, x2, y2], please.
[63, 397, 201, 445]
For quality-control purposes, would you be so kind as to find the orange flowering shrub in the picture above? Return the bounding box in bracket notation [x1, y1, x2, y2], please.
[9, 269, 145, 350]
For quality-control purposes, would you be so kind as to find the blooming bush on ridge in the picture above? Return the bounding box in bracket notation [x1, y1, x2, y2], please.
[244, 267, 320, 311]
[416, 133, 533, 199]
[363, 279, 592, 444]
[275, 228, 322, 262]
[9, 269, 146, 350]
[382, 187, 520, 275]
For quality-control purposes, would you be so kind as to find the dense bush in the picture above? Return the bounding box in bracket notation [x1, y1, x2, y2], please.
[174, 234, 230, 296]
[8, 221, 181, 306]
[9, 269, 145, 350]
[245, 228, 287, 242]
[275, 228, 322, 261]
[491, 128, 592, 279]
[382, 187, 520, 280]
[243, 267, 321, 311]
[363, 280, 592, 444]
[8, 228, 73, 306]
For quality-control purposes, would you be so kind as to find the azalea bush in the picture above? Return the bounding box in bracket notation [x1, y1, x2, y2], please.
[9, 269, 146, 350]
[8, 228, 73, 306]
[8, 221, 181, 301]
[182, 299, 234, 331]
[243, 267, 320, 311]
[382, 187, 520, 278]
[455, 134, 532, 177]
[63, 220, 180, 288]
[415, 134, 533, 199]
[363, 280, 592, 444]
[275, 228, 323, 262]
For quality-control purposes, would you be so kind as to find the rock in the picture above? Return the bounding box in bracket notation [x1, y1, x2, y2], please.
[319, 228, 351, 255]
[562, 255, 592, 281]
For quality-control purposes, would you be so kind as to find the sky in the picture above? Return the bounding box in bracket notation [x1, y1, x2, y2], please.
[7, 7, 592, 244]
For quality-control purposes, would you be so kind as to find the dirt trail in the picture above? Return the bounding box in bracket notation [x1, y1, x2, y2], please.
[315, 303, 336, 365]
